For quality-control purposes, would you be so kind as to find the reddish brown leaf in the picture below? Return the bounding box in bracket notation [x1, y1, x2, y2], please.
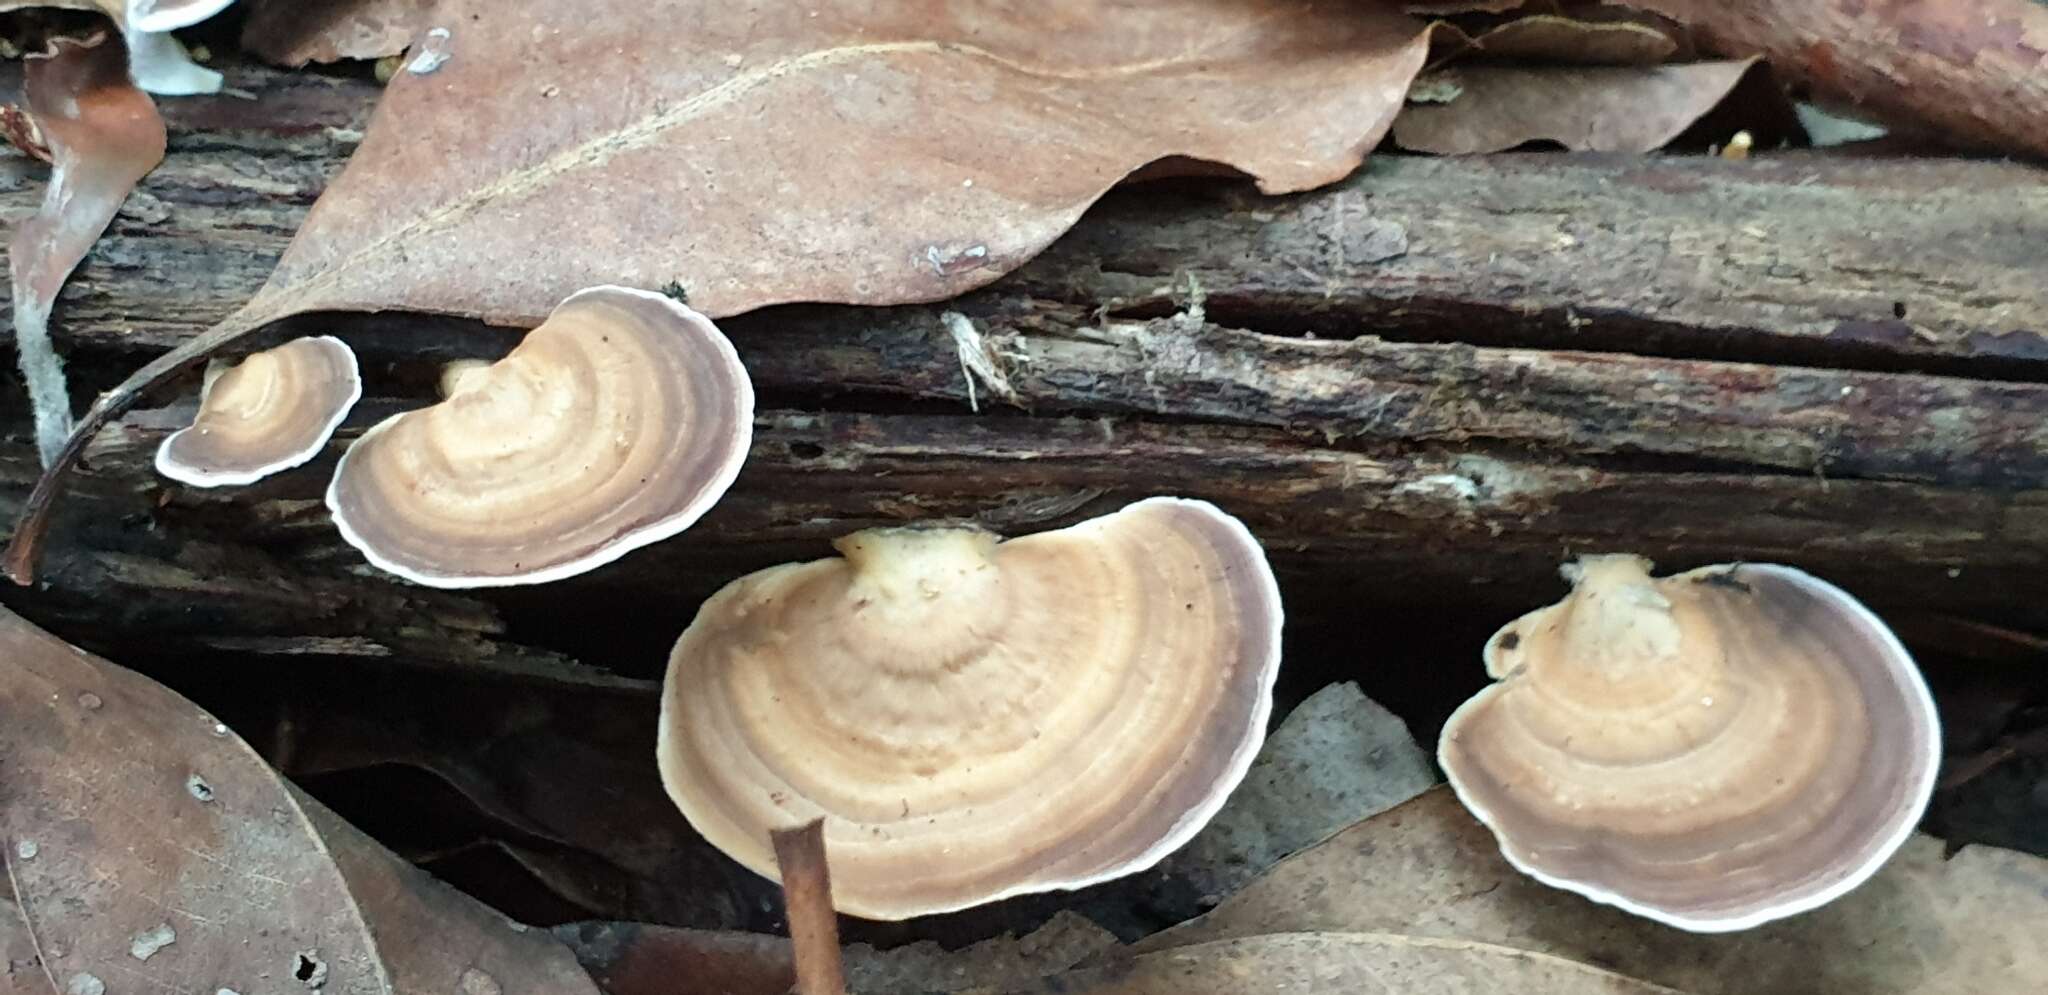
[241, 0, 432, 66]
[8, 32, 164, 465]
[6, 0, 1439, 580]
[1142, 787, 2048, 995]
[0, 606, 603, 995]
[258, 0, 1433, 322]
[1392, 58, 1760, 153]
[1621, 0, 2048, 159]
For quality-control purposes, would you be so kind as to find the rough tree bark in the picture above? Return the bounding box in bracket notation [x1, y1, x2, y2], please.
[2, 66, 2044, 692]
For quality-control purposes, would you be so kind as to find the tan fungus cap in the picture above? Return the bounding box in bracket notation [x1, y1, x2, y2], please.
[325, 285, 752, 588]
[126, 0, 233, 32]
[1439, 555, 1941, 932]
[153, 335, 361, 487]
[656, 497, 1284, 919]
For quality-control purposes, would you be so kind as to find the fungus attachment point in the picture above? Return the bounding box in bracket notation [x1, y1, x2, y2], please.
[657, 497, 1284, 919]
[154, 336, 360, 487]
[1439, 555, 1940, 932]
[326, 286, 752, 588]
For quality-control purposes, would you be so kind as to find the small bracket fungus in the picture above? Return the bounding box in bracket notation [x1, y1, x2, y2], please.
[657, 497, 1284, 919]
[326, 285, 753, 588]
[1439, 555, 1941, 932]
[154, 336, 361, 487]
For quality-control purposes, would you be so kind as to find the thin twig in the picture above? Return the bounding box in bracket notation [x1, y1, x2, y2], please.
[771, 819, 847, 995]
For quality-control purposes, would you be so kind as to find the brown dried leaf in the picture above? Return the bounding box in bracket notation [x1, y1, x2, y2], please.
[305, 796, 603, 995]
[262, 0, 1433, 322]
[240, 0, 432, 66]
[973, 932, 1684, 994]
[0, 605, 603, 995]
[8, 32, 164, 465]
[7, 0, 1437, 579]
[1392, 58, 1758, 153]
[0, 604, 382, 994]
[1142, 787, 2048, 995]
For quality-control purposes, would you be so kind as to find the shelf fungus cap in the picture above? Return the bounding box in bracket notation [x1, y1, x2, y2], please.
[326, 285, 753, 588]
[126, 0, 235, 33]
[154, 336, 361, 487]
[657, 497, 1284, 919]
[1439, 554, 1941, 932]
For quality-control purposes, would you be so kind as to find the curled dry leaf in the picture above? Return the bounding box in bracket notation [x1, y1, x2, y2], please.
[0, 605, 603, 995]
[8, 32, 165, 467]
[1393, 58, 1762, 153]
[240, 0, 433, 66]
[1144, 787, 2048, 995]
[1623, 0, 2048, 159]
[6, 0, 1439, 581]
[979, 932, 1685, 995]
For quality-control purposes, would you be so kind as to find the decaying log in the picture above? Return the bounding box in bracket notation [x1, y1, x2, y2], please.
[1, 65, 2044, 695]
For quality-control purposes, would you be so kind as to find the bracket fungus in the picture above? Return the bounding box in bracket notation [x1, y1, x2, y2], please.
[656, 497, 1284, 919]
[154, 336, 361, 487]
[1438, 555, 1941, 932]
[326, 285, 752, 588]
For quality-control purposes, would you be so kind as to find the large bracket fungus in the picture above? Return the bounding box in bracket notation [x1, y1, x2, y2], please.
[326, 285, 753, 588]
[1439, 555, 1941, 932]
[154, 336, 361, 487]
[656, 497, 1284, 919]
